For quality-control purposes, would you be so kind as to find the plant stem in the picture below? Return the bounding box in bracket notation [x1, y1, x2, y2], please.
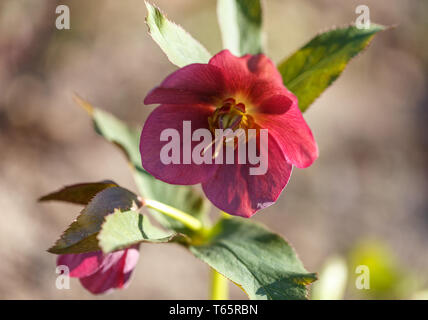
[210, 268, 229, 300]
[144, 199, 203, 231]
[146, 200, 228, 299]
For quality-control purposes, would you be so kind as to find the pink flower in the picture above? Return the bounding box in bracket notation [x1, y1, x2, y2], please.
[57, 246, 139, 294]
[140, 50, 318, 217]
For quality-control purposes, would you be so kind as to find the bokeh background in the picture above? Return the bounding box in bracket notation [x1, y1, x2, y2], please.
[0, 0, 427, 299]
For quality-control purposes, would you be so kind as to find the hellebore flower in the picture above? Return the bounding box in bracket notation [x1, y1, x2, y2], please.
[140, 50, 318, 217]
[57, 246, 139, 294]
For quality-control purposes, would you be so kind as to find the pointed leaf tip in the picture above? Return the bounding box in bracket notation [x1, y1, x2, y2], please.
[39, 181, 118, 205]
[145, 1, 211, 67]
[278, 23, 387, 112]
[73, 93, 94, 115]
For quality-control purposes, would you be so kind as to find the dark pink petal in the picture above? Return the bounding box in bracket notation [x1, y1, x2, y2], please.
[208, 50, 253, 94]
[247, 79, 291, 107]
[256, 94, 293, 115]
[208, 50, 289, 106]
[256, 103, 318, 168]
[80, 246, 140, 295]
[57, 252, 102, 278]
[246, 53, 284, 87]
[144, 64, 225, 105]
[140, 104, 219, 185]
[202, 134, 292, 217]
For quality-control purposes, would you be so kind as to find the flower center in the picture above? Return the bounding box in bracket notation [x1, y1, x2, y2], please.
[208, 98, 255, 133]
[204, 98, 259, 158]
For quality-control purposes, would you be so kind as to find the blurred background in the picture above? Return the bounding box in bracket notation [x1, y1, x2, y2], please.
[0, 0, 427, 299]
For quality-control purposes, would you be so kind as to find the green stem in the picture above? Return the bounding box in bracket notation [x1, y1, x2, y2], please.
[210, 269, 229, 300]
[145, 200, 229, 299]
[144, 199, 203, 232]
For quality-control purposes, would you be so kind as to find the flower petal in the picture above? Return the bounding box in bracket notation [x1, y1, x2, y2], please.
[256, 94, 294, 114]
[246, 53, 284, 86]
[140, 104, 219, 185]
[208, 50, 288, 106]
[202, 134, 292, 217]
[57, 252, 103, 278]
[79, 247, 140, 295]
[208, 50, 252, 94]
[256, 103, 318, 168]
[144, 64, 225, 105]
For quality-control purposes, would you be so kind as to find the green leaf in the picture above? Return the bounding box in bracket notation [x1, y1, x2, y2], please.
[98, 210, 185, 253]
[145, 1, 211, 67]
[278, 24, 385, 112]
[217, 0, 264, 56]
[190, 217, 316, 300]
[92, 107, 142, 168]
[74, 95, 210, 234]
[39, 181, 118, 205]
[49, 186, 142, 254]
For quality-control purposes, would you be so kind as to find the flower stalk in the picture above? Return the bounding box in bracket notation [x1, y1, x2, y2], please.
[144, 199, 203, 231]
[146, 199, 229, 300]
[210, 269, 229, 300]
